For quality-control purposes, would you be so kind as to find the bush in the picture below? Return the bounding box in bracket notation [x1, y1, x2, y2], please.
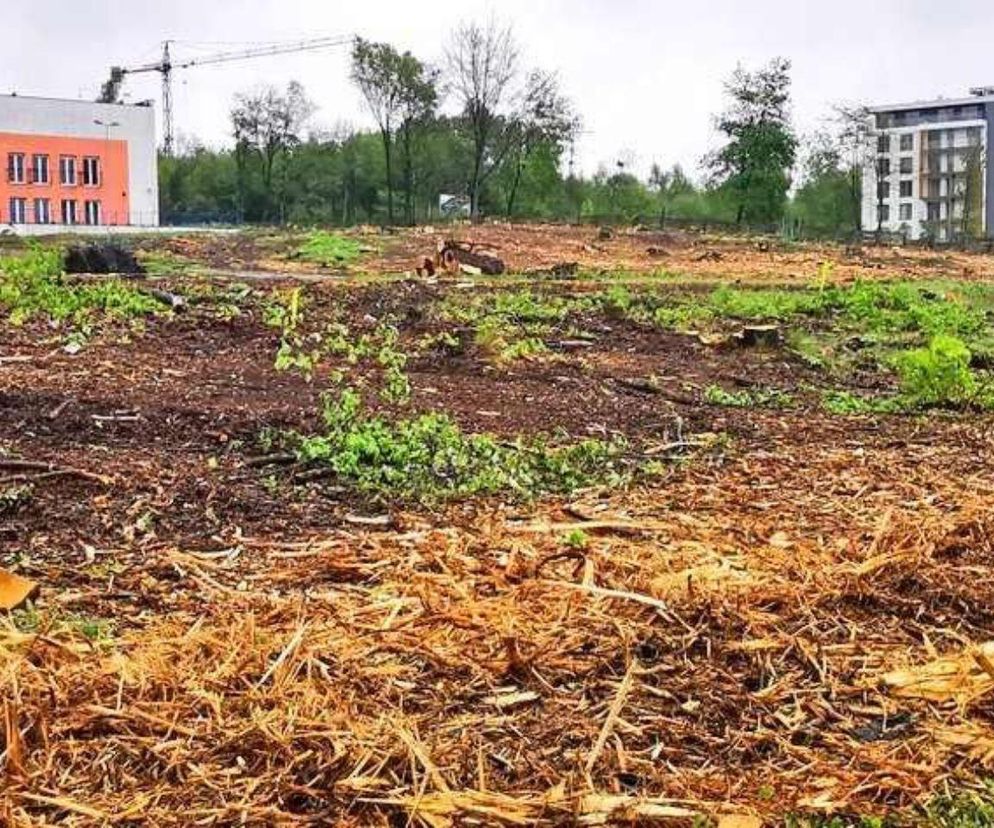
[895, 334, 976, 408]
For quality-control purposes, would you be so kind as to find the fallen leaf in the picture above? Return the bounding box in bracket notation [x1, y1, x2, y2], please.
[0, 568, 37, 610]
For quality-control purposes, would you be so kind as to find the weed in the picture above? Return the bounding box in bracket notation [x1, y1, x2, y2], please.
[895, 335, 977, 408]
[0, 246, 160, 326]
[294, 232, 363, 267]
[704, 384, 794, 408]
[821, 390, 899, 416]
[563, 528, 590, 550]
[281, 387, 626, 502]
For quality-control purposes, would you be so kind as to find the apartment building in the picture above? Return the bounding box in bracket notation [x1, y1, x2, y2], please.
[864, 89, 994, 241]
[0, 94, 158, 228]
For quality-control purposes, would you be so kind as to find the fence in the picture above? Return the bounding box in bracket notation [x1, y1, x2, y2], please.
[0, 203, 159, 229]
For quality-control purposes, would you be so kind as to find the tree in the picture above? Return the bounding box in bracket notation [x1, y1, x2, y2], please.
[396, 57, 440, 225]
[831, 104, 874, 235]
[445, 20, 520, 219]
[501, 70, 578, 217]
[231, 81, 314, 221]
[706, 58, 797, 226]
[792, 131, 856, 237]
[648, 163, 695, 226]
[352, 39, 408, 225]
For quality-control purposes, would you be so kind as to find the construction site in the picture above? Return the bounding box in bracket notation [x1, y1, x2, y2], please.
[4, 4, 994, 826]
[2, 222, 994, 825]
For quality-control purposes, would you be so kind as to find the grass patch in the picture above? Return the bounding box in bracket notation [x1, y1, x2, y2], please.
[293, 232, 363, 267]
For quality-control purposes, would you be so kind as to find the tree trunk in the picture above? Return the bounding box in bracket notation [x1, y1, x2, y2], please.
[506, 155, 524, 219]
[402, 123, 414, 226]
[381, 128, 394, 226]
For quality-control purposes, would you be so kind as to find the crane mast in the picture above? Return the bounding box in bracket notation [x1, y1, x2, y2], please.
[99, 35, 353, 155]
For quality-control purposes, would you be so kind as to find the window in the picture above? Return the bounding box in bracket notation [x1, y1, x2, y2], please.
[899, 133, 913, 152]
[29, 154, 49, 184]
[877, 158, 891, 177]
[84, 200, 101, 226]
[899, 180, 913, 198]
[33, 198, 50, 224]
[899, 203, 913, 221]
[8, 197, 26, 224]
[899, 157, 913, 174]
[61, 199, 77, 225]
[82, 157, 100, 186]
[7, 153, 25, 184]
[60, 156, 77, 186]
[927, 202, 941, 222]
[878, 204, 891, 223]
[877, 134, 890, 153]
[877, 181, 890, 201]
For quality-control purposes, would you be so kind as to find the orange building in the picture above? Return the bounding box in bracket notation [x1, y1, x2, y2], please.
[0, 95, 158, 228]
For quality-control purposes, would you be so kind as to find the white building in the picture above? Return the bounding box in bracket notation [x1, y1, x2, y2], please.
[863, 89, 994, 241]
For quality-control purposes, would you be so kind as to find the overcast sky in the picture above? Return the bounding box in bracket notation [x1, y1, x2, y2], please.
[5, 1, 994, 179]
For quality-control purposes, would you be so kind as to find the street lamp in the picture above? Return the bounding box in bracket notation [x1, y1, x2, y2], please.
[93, 118, 120, 142]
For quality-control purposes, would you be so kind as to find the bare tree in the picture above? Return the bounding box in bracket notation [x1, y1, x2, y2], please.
[832, 104, 875, 236]
[446, 20, 519, 220]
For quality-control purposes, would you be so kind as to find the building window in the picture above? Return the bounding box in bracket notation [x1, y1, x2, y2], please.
[9, 197, 26, 224]
[899, 203, 913, 221]
[899, 133, 913, 152]
[7, 153, 25, 184]
[877, 158, 891, 177]
[877, 134, 890, 154]
[33, 198, 51, 224]
[877, 181, 890, 201]
[878, 204, 890, 223]
[899, 180, 913, 198]
[927, 202, 941, 222]
[84, 200, 102, 226]
[82, 157, 101, 186]
[60, 156, 77, 186]
[61, 199, 77, 225]
[30, 154, 49, 184]
[899, 157, 913, 174]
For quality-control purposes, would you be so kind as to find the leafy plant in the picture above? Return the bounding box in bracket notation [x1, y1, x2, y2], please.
[895, 335, 976, 408]
[704, 384, 794, 408]
[281, 387, 626, 502]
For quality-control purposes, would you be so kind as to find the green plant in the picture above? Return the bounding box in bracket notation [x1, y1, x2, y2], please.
[895, 334, 976, 408]
[294, 232, 363, 266]
[563, 528, 590, 550]
[0, 484, 33, 515]
[0, 246, 160, 326]
[704, 384, 793, 408]
[281, 387, 626, 502]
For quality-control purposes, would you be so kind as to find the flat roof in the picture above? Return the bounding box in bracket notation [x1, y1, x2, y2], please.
[870, 94, 994, 113]
[0, 93, 152, 109]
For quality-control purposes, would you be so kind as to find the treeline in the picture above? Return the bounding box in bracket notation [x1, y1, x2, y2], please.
[159, 24, 867, 238]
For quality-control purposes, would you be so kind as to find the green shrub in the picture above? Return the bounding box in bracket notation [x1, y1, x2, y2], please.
[895, 334, 976, 408]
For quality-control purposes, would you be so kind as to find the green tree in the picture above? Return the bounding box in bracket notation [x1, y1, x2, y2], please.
[230, 81, 314, 222]
[706, 58, 797, 225]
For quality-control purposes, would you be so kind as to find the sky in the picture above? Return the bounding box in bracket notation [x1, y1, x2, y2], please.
[4, 0, 994, 180]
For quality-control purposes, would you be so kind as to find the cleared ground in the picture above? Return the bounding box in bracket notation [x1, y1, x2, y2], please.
[3, 225, 994, 826]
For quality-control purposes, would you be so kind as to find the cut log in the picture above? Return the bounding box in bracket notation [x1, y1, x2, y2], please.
[736, 325, 782, 348]
[438, 240, 505, 275]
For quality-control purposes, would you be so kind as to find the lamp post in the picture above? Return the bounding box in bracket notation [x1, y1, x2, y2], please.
[93, 118, 120, 143]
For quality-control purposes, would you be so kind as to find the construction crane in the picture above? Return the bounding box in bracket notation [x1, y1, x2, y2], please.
[98, 36, 354, 155]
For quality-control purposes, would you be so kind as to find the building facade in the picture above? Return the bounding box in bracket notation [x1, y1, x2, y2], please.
[863, 89, 994, 241]
[0, 95, 158, 228]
